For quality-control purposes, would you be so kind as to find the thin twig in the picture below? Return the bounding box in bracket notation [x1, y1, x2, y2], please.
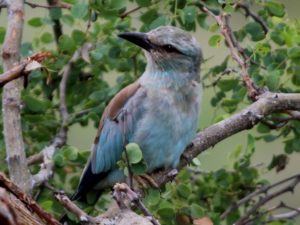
[25, 0, 71, 9]
[235, 2, 268, 34]
[221, 174, 300, 219]
[202, 6, 261, 99]
[234, 175, 300, 225]
[120, 6, 142, 19]
[54, 192, 92, 223]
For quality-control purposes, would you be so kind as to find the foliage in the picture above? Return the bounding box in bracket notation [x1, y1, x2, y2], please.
[0, 0, 300, 224]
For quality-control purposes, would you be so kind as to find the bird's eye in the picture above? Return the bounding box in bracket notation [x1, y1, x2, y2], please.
[162, 44, 181, 54]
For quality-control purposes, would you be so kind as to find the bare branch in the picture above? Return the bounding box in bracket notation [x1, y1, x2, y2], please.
[0, 188, 20, 225]
[25, 0, 71, 10]
[152, 92, 300, 186]
[46, 0, 65, 45]
[235, 175, 300, 225]
[55, 192, 92, 223]
[0, 173, 61, 225]
[203, 6, 262, 99]
[235, 2, 268, 34]
[222, 174, 300, 220]
[31, 44, 93, 188]
[267, 207, 300, 222]
[2, 0, 32, 194]
[113, 183, 160, 225]
[0, 52, 51, 87]
[55, 188, 153, 225]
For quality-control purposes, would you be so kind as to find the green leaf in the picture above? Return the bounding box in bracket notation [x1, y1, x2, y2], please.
[245, 22, 265, 41]
[53, 153, 65, 167]
[208, 34, 222, 47]
[176, 183, 191, 198]
[257, 123, 271, 133]
[197, 14, 208, 30]
[41, 32, 53, 44]
[72, 30, 86, 45]
[58, 35, 76, 53]
[247, 134, 255, 153]
[131, 161, 147, 175]
[150, 15, 168, 29]
[71, 3, 88, 19]
[21, 42, 33, 57]
[157, 207, 176, 219]
[28, 17, 43, 27]
[136, 0, 151, 7]
[23, 95, 50, 113]
[265, 2, 285, 17]
[217, 79, 238, 92]
[107, 0, 126, 10]
[63, 146, 79, 161]
[224, 4, 235, 14]
[190, 203, 204, 218]
[288, 47, 300, 59]
[40, 200, 53, 211]
[49, 8, 62, 20]
[61, 14, 75, 26]
[125, 143, 143, 164]
[268, 154, 289, 172]
[144, 188, 160, 206]
[0, 27, 5, 43]
[265, 70, 281, 91]
[183, 6, 197, 24]
[228, 144, 243, 162]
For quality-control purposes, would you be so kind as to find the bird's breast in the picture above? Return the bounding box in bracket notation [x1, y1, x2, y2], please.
[131, 82, 201, 171]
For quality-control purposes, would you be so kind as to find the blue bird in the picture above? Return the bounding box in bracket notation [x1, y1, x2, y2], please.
[72, 26, 202, 202]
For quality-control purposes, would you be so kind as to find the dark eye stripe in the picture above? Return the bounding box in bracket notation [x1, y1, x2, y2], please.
[161, 44, 182, 54]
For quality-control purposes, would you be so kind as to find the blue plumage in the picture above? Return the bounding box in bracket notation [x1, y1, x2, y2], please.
[73, 25, 202, 201]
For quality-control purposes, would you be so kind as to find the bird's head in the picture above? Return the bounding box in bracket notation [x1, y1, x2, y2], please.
[119, 26, 202, 76]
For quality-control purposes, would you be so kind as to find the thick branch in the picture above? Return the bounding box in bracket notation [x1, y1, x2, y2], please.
[152, 92, 300, 186]
[0, 52, 51, 87]
[0, 173, 60, 225]
[55, 184, 153, 225]
[1, 0, 32, 194]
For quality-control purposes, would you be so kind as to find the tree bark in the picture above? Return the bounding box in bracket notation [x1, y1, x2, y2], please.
[1, 0, 31, 193]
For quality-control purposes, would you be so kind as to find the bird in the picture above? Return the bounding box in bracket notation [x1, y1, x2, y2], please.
[68, 25, 202, 208]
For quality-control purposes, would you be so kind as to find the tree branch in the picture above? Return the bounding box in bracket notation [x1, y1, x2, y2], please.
[151, 92, 300, 186]
[235, 2, 268, 34]
[1, 0, 32, 194]
[0, 52, 51, 87]
[221, 174, 300, 220]
[31, 45, 93, 188]
[235, 175, 300, 225]
[0, 173, 61, 225]
[25, 0, 70, 10]
[203, 6, 262, 99]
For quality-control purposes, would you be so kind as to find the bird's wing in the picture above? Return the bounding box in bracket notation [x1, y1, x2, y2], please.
[90, 80, 143, 173]
[72, 81, 144, 201]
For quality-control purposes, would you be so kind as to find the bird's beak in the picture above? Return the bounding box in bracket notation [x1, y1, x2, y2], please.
[118, 32, 154, 51]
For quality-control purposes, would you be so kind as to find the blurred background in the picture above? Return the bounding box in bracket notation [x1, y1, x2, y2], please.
[0, 0, 299, 223]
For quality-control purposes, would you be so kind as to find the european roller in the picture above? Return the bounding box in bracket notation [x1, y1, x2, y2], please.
[72, 26, 202, 201]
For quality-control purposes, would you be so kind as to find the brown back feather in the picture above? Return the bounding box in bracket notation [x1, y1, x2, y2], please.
[93, 81, 141, 145]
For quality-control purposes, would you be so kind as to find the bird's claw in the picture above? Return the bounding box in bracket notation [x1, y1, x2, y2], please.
[134, 174, 159, 189]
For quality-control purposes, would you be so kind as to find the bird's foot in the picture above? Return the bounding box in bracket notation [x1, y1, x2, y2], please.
[134, 174, 159, 190]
